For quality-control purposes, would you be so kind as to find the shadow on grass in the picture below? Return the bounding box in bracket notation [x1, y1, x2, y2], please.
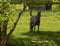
[7, 31, 60, 46]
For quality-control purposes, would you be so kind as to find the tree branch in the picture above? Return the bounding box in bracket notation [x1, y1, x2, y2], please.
[7, 1, 31, 40]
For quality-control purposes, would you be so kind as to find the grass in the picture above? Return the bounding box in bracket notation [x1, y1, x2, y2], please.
[15, 4, 28, 10]
[7, 11, 60, 46]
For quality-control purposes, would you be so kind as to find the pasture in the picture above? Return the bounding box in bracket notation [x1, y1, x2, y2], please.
[7, 10, 60, 46]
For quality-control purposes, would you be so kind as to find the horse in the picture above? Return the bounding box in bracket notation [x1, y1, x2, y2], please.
[30, 11, 41, 32]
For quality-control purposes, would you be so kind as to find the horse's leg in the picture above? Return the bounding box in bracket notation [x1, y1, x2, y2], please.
[30, 23, 33, 32]
[38, 24, 39, 32]
[31, 25, 33, 31]
[34, 26, 36, 32]
[34, 24, 36, 32]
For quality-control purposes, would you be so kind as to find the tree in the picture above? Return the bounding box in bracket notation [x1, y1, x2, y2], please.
[0, 0, 31, 46]
[0, 0, 12, 46]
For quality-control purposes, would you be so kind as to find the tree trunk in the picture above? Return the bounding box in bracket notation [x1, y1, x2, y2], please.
[0, 1, 32, 46]
[0, 26, 1, 46]
[0, 20, 8, 46]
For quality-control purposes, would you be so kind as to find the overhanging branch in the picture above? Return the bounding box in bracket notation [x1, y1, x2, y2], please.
[7, 1, 31, 40]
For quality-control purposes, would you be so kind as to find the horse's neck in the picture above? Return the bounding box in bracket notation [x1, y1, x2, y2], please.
[36, 14, 40, 18]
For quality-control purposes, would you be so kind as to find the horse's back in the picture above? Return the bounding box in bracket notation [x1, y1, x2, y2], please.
[30, 16, 36, 22]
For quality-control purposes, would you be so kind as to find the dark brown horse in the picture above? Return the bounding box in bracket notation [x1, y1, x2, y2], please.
[30, 11, 41, 32]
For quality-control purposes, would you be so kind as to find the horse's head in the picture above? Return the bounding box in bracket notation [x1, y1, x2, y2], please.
[37, 11, 41, 16]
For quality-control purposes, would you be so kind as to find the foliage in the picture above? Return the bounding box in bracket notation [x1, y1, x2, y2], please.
[11, 0, 23, 4]
[0, 0, 16, 26]
[0, 1, 10, 22]
[23, 0, 52, 8]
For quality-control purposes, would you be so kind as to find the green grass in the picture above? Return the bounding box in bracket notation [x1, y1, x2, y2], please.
[15, 4, 28, 10]
[7, 11, 60, 46]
